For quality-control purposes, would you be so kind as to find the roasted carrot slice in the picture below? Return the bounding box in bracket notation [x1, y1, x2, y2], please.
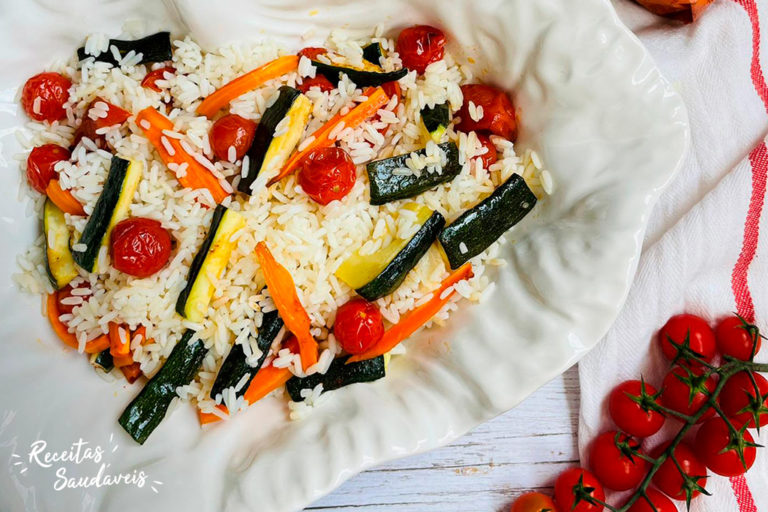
[109, 322, 131, 358]
[120, 362, 143, 383]
[268, 86, 389, 185]
[46, 293, 109, 353]
[135, 107, 229, 203]
[347, 263, 474, 363]
[196, 55, 300, 118]
[254, 242, 318, 370]
[45, 180, 85, 216]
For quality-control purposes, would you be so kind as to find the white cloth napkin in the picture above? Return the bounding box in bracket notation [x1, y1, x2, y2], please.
[578, 1, 768, 511]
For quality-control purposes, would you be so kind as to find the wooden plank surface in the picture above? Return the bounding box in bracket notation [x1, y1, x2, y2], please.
[307, 366, 581, 511]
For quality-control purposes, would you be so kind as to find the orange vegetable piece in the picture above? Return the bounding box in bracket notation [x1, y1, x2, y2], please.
[45, 180, 85, 216]
[46, 293, 109, 353]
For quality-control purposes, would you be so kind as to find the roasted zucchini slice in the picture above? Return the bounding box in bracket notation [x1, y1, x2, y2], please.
[286, 355, 385, 402]
[90, 349, 114, 373]
[43, 198, 78, 289]
[420, 103, 451, 142]
[77, 32, 173, 66]
[362, 42, 385, 65]
[311, 60, 407, 88]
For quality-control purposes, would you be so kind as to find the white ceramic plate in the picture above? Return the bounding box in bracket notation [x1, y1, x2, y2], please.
[0, 0, 688, 510]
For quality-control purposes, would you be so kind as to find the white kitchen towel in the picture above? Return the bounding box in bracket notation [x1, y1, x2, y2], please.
[579, 1, 768, 511]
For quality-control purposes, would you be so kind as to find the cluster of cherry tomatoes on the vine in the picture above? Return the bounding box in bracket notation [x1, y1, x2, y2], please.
[510, 312, 767, 512]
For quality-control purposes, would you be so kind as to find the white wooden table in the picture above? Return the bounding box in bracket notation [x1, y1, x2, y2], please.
[308, 366, 580, 511]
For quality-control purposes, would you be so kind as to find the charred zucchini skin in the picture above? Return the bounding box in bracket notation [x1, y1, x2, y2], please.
[438, 174, 537, 269]
[118, 330, 207, 444]
[367, 142, 461, 205]
[77, 32, 173, 66]
[286, 355, 385, 402]
[356, 211, 445, 301]
[362, 42, 384, 65]
[311, 60, 407, 88]
[209, 309, 284, 399]
[420, 103, 451, 142]
[92, 349, 114, 372]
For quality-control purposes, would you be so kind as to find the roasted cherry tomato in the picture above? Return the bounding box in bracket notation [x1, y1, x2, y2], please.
[554, 468, 605, 512]
[297, 147, 357, 205]
[396, 25, 446, 74]
[651, 442, 707, 501]
[715, 314, 762, 361]
[476, 133, 498, 169]
[110, 217, 172, 278]
[369, 80, 402, 138]
[658, 313, 716, 365]
[74, 97, 131, 149]
[510, 492, 558, 512]
[661, 365, 716, 421]
[56, 284, 90, 316]
[333, 298, 384, 354]
[141, 66, 176, 92]
[589, 431, 648, 491]
[26, 144, 70, 193]
[456, 84, 518, 140]
[720, 371, 768, 428]
[695, 417, 756, 476]
[298, 47, 328, 60]
[283, 335, 300, 354]
[298, 74, 336, 93]
[21, 72, 71, 122]
[625, 488, 677, 512]
[210, 114, 257, 162]
[608, 380, 665, 438]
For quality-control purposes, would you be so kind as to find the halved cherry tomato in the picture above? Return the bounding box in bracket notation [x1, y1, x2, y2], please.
[661, 365, 716, 421]
[695, 417, 756, 476]
[476, 133, 498, 169]
[720, 371, 768, 428]
[333, 298, 384, 354]
[21, 72, 71, 122]
[141, 66, 176, 92]
[26, 144, 70, 194]
[56, 284, 90, 316]
[396, 25, 446, 74]
[298, 47, 328, 60]
[510, 492, 558, 512]
[298, 74, 336, 93]
[210, 114, 257, 161]
[625, 489, 677, 512]
[589, 431, 648, 491]
[456, 84, 518, 140]
[554, 468, 605, 512]
[110, 217, 172, 278]
[74, 97, 131, 148]
[608, 380, 665, 438]
[297, 147, 357, 205]
[651, 442, 707, 501]
[715, 314, 762, 361]
[658, 313, 716, 365]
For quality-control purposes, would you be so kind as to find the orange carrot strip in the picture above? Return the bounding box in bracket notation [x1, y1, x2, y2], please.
[45, 180, 85, 216]
[135, 107, 229, 203]
[268, 86, 389, 185]
[196, 55, 300, 118]
[347, 263, 474, 363]
[254, 242, 318, 370]
[198, 365, 293, 425]
[113, 354, 134, 368]
[120, 362, 143, 384]
[46, 293, 109, 353]
[108, 322, 131, 358]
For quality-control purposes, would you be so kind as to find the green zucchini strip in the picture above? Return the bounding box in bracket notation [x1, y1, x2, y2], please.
[210, 309, 284, 399]
[237, 86, 312, 194]
[43, 198, 78, 289]
[77, 32, 172, 66]
[72, 156, 142, 272]
[311, 60, 407, 88]
[286, 355, 385, 402]
[438, 174, 537, 269]
[176, 205, 245, 323]
[118, 330, 207, 444]
[420, 103, 451, 143]
[367, 141, 462, 205]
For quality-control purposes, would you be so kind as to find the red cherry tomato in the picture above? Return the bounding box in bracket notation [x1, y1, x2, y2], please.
[333, 298, 384, 354]
[589, 431, 648, 491]
[283, 335, 300, 354]
[210, 114, 257, 162]
[661, 365, 716, 421]
[297, 147, 357, 205]
[396, 25, 446, 74]
[695, 417, 756, 476]
[658, 313, 716, 365]
[298, 47, 328, 60]
[554, 468, 605, 512]
[298, 74, 336, 93]
[720, 371, 768, 428]
[26, 144, 70, 193]
[21, 72, 71, 122]
[625, 489, 677, 512]
[110, 218, 172, 278]
[510, 492, 559, 512]
[456, 84, 518, 140]
[141, 66, 176, 92]
[368, 80, 402, 138]
[74, 97, 131, 149]
[56, 284, 90, 316]
[476, 134, 498, 169]
[608, 380, 666, 438]
[651, 442, 707, 501]
[715, 315, 762, 361]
